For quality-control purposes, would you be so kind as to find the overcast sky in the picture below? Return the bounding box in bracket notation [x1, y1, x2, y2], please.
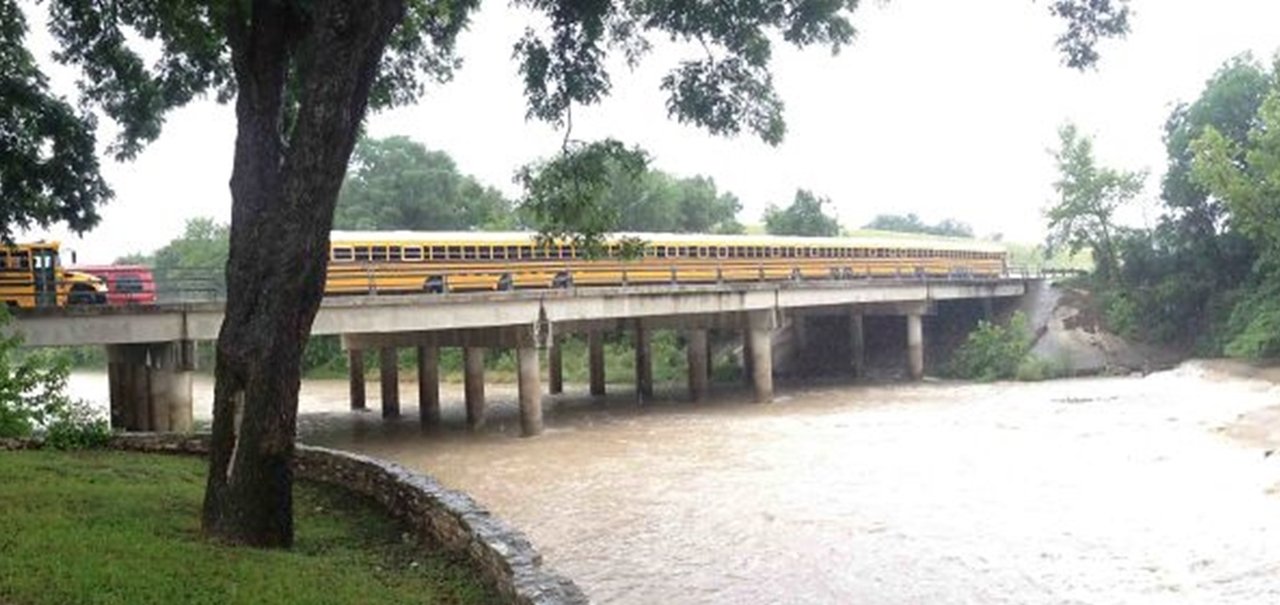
[22, 0, 1280, 263]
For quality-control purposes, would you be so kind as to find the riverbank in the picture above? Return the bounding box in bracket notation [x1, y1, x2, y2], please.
[0, 450, 497, 604]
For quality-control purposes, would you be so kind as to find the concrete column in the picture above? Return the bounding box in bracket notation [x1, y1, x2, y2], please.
[464, 347, 486, 429]
[634, 320, 653, 402]
[517, 346, 544, 437]
[348, 349, 366, 411]
[907, 313, 924, 380]
[379, 347, 400, 418]
[166, 370, 193, 433]
[147, 367, 175, 431]
[548, 335, 563, 395]
[106, 344, 146, 430]
[686, 328, 709, 402]
[129, 363, 151, 431]
[850, 312, 865, 379]
[107, 360, 128, 429]
[588, 330, 606, 396]
[742, 329, 755, 385]
[749, 312, 775, 403]
[417, 346, 440, 427]
[982, 296, 994, 320]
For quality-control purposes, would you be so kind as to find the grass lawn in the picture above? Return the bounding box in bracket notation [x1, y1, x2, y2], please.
[0, 450, 497, 605]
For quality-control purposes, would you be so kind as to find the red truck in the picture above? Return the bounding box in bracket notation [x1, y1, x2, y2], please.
[72, 265, 157, 305]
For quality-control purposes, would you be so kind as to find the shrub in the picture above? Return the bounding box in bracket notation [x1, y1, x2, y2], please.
[0, 308, 109, 447]
[1223, 276, 1280, 360]
[949, 312, 1033, 381]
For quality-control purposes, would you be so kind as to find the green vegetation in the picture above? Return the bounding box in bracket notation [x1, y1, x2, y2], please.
[949, 312, 1064, 382]
[763, 189, 842, 237]
[862, 213, 974, 238]
[0, 308, 109, 448]
[1065, 53, 1280, 361]
[0, 450, 495, 605]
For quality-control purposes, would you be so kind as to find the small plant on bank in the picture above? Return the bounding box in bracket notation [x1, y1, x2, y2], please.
[0, 308, 109, 448]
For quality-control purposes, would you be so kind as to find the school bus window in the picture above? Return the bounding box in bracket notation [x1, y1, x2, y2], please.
[389, 246, 402, 260]
[353, 246, 371, 261]
[333, 247, 354, 261]
[403, 246, 423, 261]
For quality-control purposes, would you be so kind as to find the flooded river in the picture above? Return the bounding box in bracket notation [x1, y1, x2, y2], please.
[70, 362, 1280, 604]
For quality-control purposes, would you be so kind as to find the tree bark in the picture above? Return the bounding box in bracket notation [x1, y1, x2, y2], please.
[202, 0, 406, 548]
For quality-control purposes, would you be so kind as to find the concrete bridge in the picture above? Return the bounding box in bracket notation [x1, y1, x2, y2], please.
[8, 278, 1030, 436]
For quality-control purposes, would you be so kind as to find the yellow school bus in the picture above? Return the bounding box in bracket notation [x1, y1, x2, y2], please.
[0, 241, 108, 309]
[325, 231, 1007, 295]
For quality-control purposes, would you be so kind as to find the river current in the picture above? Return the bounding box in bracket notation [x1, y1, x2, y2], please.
[69, 361, 1280, 604]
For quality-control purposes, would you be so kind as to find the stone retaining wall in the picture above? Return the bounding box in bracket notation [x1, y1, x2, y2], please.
[6, 433, 588, 604]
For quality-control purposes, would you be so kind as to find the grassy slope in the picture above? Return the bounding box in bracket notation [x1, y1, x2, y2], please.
[0, 450, 495, 605]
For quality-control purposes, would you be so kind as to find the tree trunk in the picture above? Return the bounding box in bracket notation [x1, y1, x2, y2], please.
[202, 0, 406, 548]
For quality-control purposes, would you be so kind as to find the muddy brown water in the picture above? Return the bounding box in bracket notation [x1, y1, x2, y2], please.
[69, 361, 1280, 604]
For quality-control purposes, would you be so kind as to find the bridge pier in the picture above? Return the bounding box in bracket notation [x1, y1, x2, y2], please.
[686, 328, 709, 402]
[588, 330, 606, 397]
[548, 335, 563, 395]
[107, 341, 193, 433]
[517, 345, 543, 437]
[850, 311, 865, 379]
[379, 347, 400, 418]
[348, 349, 366, 411]
[907, 313, 924, 380]
[748, 311, 775, 403]
[464, 347, 486, 429]
[634, 320, 652, 402]
[417, 345, 440, 427]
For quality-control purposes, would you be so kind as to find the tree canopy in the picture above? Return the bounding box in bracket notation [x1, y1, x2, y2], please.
[335, 136, 514, 231]
[863, 213, 974, 238]
[763, 189, 842, 237]
[1045, 123, 1145, 283]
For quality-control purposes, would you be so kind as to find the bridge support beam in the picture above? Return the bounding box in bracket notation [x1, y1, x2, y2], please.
[748, 311, 775, 403]
[417, 345, 440, 428]
[548, 334, 563, 395]
[634, 320, 652, 402]
[588, 330, 606, 397]
[464, 347, 486, 430]
[348, 349, 366, 411]
[379, 347, 400, 418]
[107, 341, 193, 433]
[686, 328, 709, 402]
[517, 346, 544, 437]
[850, 311, 865, 379]
[907, 313, 924, 380]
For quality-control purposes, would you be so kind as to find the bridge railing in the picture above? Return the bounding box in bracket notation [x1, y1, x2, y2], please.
[84, 262, 1085, 306]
